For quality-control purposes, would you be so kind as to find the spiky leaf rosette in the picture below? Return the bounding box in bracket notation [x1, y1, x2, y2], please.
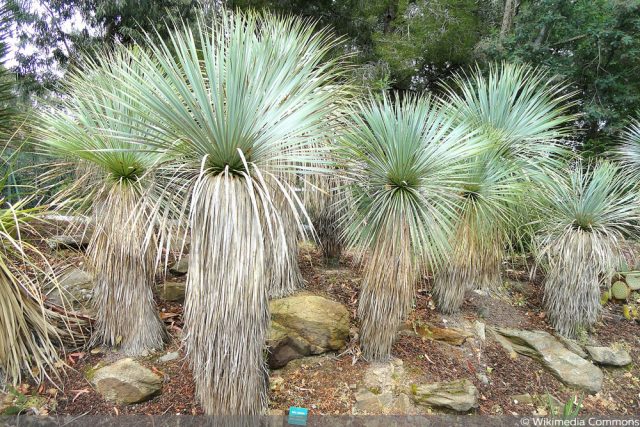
[341, 94, 481, 361]
[87, 10, 351, 414]
[615, 118, 640, 176]
[38, 48, 169, 355]
[433, 152, 523, 313]
[442, 62, 575, 169]
[534, 161, 640, 337]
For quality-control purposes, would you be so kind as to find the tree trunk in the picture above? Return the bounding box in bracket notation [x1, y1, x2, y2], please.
[500, 0, 516, 39]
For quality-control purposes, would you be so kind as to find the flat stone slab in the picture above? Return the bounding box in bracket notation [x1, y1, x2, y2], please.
[411, 379, 478, 412]
[399, 321, 473, 346]
[495, 328, 603, 393]
[586, 346, 632, 367]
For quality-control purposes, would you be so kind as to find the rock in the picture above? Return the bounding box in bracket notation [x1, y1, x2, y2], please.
[390, 393, 415, 414]
[157, 352, 179, 363]
[91, 358, 162, 404]
[353, 389, 413, 415]
[585, 346, 632, 367]
[60, 268, 92, 288]
[267, 295, 349, 369]
[47, 234, 91, 251]
[353, 389, 387, 414]
[363, 359, 405, 395]
[495, 328, 603, 393]
[557, 336, 588, 358]
[157, 281, 185, 302]
[411, 379, 479, 412]
[45, 268, 93, 313]
[169, 256, 189, 276]
[399, 321, 472, 346]
[352, 358, 418, 415]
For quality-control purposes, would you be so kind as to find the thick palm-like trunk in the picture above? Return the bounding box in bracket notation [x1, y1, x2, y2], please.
[184, 173, 269, 414]
[314, 201, 343, 267]
[358, 226, 415, 361]
[267, 195, 304, 298]
[90, 184, 166, 355]
[543, 230, 610, 338]
[433, 223, 503, 314]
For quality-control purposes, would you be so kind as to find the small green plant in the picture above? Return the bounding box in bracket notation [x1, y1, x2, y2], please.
[512, 293, 526, 307]
[547, 394, 582, 419]
[2, 385, 29, 415]
[0, 385, 45, 415]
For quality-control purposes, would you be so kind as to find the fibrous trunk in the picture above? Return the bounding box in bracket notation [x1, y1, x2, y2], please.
[267, 193, 304, 298]
[307, 176, 344, 267]
[184, 173, 269, 414]
[543, 230, 613, 338]
[90, 183, 166, 355]
[358, 226, 415, 361]
[432, 224, 502, 314]
[314, 200, 343, 267]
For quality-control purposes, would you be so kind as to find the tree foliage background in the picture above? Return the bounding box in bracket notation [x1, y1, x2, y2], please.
[6, 0, 640, 154]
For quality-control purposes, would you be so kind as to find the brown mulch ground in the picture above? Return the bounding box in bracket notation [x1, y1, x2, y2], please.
[9, 239, 640, 417]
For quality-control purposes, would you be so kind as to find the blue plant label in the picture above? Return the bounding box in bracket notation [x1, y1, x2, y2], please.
[288, 406, 308, 426]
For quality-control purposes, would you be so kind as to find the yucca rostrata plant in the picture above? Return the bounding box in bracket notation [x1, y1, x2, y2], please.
[38, 49, 168, 355]
[432, 63, 575, 313]
[534, 161, 639, 337]
[615, 117, 640, 174]
[341, 94, 480, 361]
[432, 153, 523, 313]
[90, 11, 350, 414]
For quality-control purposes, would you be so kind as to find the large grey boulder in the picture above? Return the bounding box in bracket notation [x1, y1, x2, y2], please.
[586, 346, 632, 367]
[267, 295, 349, 368]
[495, 328, 603, 393]
[91, 358, 162, 404]
[411, 379, 478, 412]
